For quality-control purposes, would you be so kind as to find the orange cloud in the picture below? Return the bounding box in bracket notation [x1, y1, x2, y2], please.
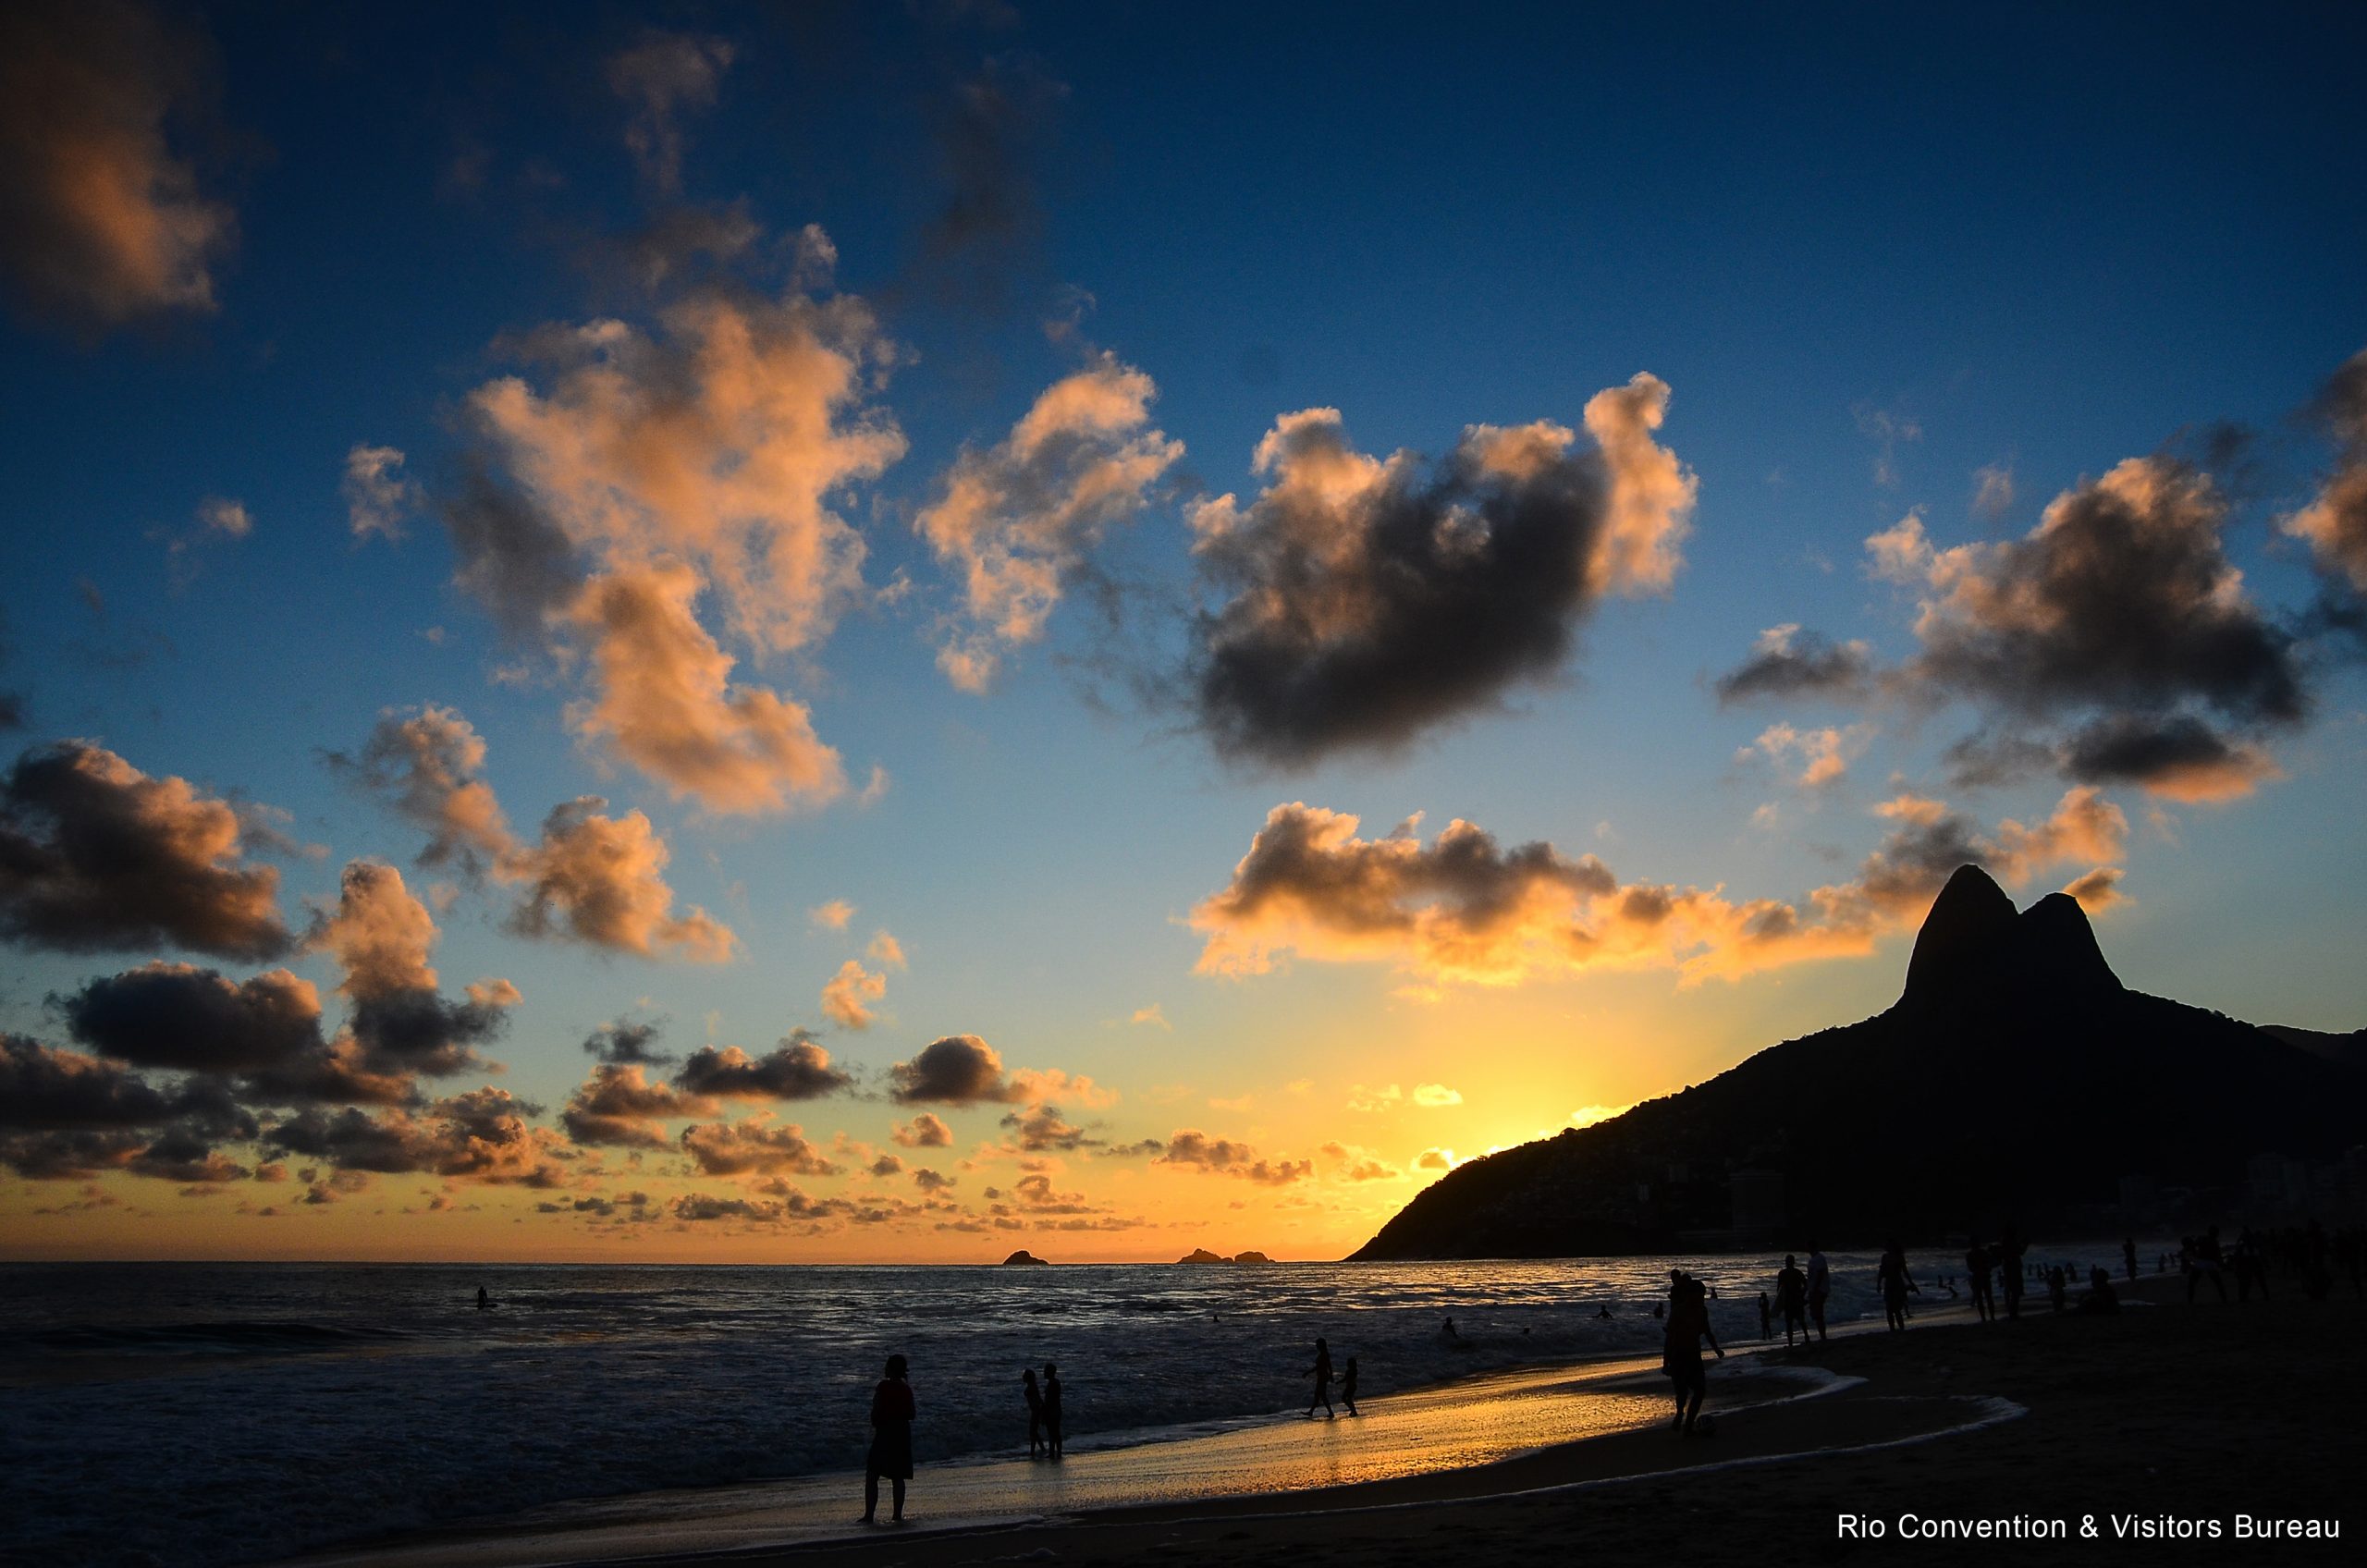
[1194, 793, 2133, 990]
[820, 959, 887, 1029]
[503, 796, 736, 962]
[917, 354, 1182, 689]
[0, 1, 236, 330]
[569, 561, 846, 815]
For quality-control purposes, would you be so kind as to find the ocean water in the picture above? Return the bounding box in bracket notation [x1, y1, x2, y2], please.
[0, 1246, 2126, 1567]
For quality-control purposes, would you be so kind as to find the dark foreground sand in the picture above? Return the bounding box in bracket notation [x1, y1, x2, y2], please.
[642, 1278, 2361, 1568]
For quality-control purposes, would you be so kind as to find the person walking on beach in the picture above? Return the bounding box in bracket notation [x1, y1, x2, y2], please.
[1806, 1244, 1831, 1341]
[860, 1354, 914, 1525]
[1304, 1336, 1336, 1418]
[1023, 1367, 1046, 1457]
[1341, 1355, 1361, 1416]
[1662, 1271, 1723, 1437]
[2124, 1236, 2140, 1283]
[1878, 1241, 1918, 1331]
[1966, 1239, 1994, 1322]
[1040, 1363, 1064, 1459]
[1774, 1255, 1808, 1346]
[1999, 1234, 2026, 1319]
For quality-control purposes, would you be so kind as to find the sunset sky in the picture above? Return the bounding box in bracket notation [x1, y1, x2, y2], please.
[4, 1, 2363, 1262]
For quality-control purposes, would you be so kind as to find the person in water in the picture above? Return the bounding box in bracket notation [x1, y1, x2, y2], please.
[1774, 1255, 1808, 1346]
[1304, 1336, 1335, 1417]
[861, 1354, 914, 1525]
[1662, 1271, 1722, 1437]
[1441, 1316, 1460, 1341]
[1878, 1240, 1919, 1331]
[475, 1285, 490, 1311]
[1040, 1363, 1064, 1459]
[1023, 1367, 1046, 1457]
[1966, 1239, 1994, 1323]
[1341, 1355, 1361, 1416]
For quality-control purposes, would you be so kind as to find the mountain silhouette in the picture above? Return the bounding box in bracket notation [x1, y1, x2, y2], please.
[1350, 865, 2364, 1259]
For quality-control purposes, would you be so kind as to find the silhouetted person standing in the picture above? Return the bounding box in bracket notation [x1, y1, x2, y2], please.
[1999, 1235, 2026, 1319]
[1341, 1355, 1360, 1416]
[2047, 1264, 2067, 1313]
[1040, 1363, 1063, 1459]
[1806, 1244, 1831, 1341]
[1966, 1240, 1994, 1322]
[1878, 1241, 1918, 1331]
[1662, 1271, 1722, 1436]
[1304, 1336, 1335, 1417]
[861, 1354, 914, 1525]
[2123, 1236, 2139, 1283]
[475, 1285, 491, 1311]
[1757, 1291, 1772, 1341]
[1023, 1367, 1046, 1457]
[1774, 1255, 1808, 1346]
[2186, 1229, 2226, 1303]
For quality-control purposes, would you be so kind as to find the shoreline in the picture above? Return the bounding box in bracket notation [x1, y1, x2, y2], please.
[274, 1295, 2007, 1568]
[270, 1274, 2366, 1567]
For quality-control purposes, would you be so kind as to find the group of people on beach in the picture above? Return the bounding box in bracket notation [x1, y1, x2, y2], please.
[850, 1220, 2362, 1526]
[857, 1357, 1062, 1526]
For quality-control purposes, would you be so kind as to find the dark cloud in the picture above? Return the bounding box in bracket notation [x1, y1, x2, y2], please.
[239, 1036, 416, 1109]
[0, 1033, 256, 1180]
[1889, 460, 2302, 729]
[1191, 802, 1619, 979]
[438, 465, 589, 641]
[264, 1089, 560, 1184]
[59, 961, 324, 1074]
[347, 987, 510, 1079]
[129, 1123, 246, 1184]
[2055, 713, 2279, 802]
[1714, 625, 1876, 704]
[559, 1062, 710, 1147]
[1000, 1102, 1099, 1152]
[1, 1126, 149, 1178]
[913, 55, 1065, 313]
[0, 741, 291, 961]
[0, 0, 236, 333]
[1743, 454, 2312, 800]
[1152, 1129, 1312, 1185]
[583, 1019, 672, 1066]
[0, 1033, 175, 1129]
[607, 30, 733, 196]
[888, 1034, 1022, 1106]
[673, 1033, 852, 1100]
[669, 1188, 856, 1225]
[1189, 382, 1694, 766]
[680, 1118, 840, 1177]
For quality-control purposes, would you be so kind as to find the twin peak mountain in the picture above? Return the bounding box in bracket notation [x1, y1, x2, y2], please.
[1352, 865, 2364, 1260]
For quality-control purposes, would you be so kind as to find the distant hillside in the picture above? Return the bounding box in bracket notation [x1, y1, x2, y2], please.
[2261, 1024, 2367, 1073]
[1351, 866, 2366, 1260]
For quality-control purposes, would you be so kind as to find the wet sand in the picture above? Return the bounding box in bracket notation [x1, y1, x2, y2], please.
[278, 1277, 2363, 1568]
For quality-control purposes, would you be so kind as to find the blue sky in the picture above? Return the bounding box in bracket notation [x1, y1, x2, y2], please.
[2, 1, 2362, 1259]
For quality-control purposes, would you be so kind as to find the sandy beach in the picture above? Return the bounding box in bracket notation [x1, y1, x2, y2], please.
[274, 1273, 2361, 1568]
